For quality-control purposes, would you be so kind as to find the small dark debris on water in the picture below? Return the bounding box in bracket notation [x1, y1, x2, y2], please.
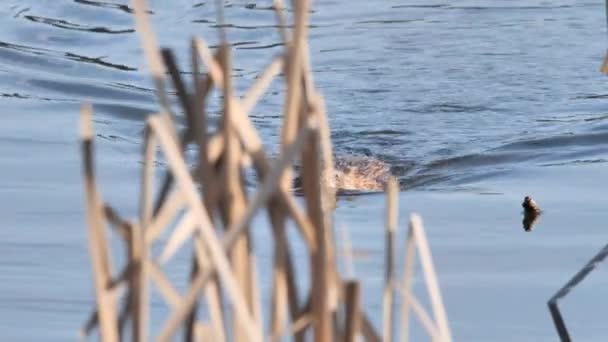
[522, 195, 542, 232]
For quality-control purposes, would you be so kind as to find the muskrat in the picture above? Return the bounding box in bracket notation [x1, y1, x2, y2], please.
[522, 196, 541, 213]
[522, 195, 541, 232]
[293, 155, 393, 194]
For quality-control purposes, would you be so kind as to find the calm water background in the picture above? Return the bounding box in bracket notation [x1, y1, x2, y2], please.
[1, 0, 608, 340]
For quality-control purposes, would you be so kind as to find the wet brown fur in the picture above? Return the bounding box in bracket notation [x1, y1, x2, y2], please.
[294, 156, 392, 193]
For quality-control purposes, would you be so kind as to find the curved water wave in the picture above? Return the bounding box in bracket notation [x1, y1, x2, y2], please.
[73, 0, 139, 15]
[395, 129, 608, 190]
[2, 0, 608, 197]
[23, 15, 134, 34]
[0, 39, 136, 72]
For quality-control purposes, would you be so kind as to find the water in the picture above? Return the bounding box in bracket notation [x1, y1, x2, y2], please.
[1, 0, 608, 340]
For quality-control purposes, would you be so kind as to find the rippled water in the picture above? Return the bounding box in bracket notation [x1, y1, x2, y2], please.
[2, 0, 608, 340]
[3, 0, 607, 188]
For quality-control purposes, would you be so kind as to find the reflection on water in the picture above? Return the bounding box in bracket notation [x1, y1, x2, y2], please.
[523, 209, 541, 232]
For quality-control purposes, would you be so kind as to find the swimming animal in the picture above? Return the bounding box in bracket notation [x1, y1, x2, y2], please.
[293, 155, 393, 194]
[522, 195, 541, 231]
[522, 196, 541, 214]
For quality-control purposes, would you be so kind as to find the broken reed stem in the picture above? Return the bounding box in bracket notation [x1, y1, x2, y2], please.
[130, 222, 148, 342]
[304, 129, 333, 341]
[411, 215, 452, 342]
[272, 0, 289, 45]
[279, 0, 309, 192]
[269, 241, 289, 341]
[343, 281, 362, 342]
[399, 216, 417, 342]
[220, 42, 257, 342]
[383, 177, 398, 342]
[190, 38, 228, 342]
[131, 0, 172, 116]
[80, 104, 120, 342]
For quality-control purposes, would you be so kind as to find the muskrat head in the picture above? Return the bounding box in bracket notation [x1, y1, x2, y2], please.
[522, 195, 541, 213]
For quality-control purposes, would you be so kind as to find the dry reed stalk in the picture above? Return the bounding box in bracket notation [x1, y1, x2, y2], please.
[270, 7, 340, 332]
[241, 57, 284, 114]
[399, 216, 417, 342]
[256, 8, 304, 334]
[146, 190, 186, 244]
[163, 47, 218, 340]
[146, 260, 181, 307]
[302, 126, 333, 341]
[79, 276, 131, 335]
[249, 254, 263, 335]
[303, 60, 343, 342]
[272, 0, 289, 45]
[161, 49, 194, 129]
[279, 0, 306, 192]
[190, 38, 211, 183]
[194, 37, 317, 252]
[158, 211, 196, 264]
[145, 117, 262, 342]
[136, 98, 162, 342]
[220, 116, 317, 252]
[80, 262, 132, 338]
[298, 40, 339, 316]
[190, 39, 227, 342]
[410, 215, 451, 342]
[290, 11, 335, 207]
[269, 213, 303, 342]
[199, 246, 228, 342]
[185, 223, 228, 342]
[399, 214, 452, 342]
[151, 49, 196, 218]
[400, 290, 440, 340]
[360, 315, 382, 342]
[343, 281, 362, 342]
[80, 104, 119, 342]
[219, 41, 257, 342]
[103, 205, 130, 241]
[103, 212, 134, 340]
[383, 177, 398, 342]
[300, 98, 339, 340]
[289, 313, 313, 335]
[131, 0, 172, 119]
[130, 220, 147, 341]
[80, 0, 455, 340]
[269, 242, 289, 340]
[159, 117, 316, 341]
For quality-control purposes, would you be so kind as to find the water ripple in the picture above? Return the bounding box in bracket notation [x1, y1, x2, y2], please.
[23, 15, 134, 34]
